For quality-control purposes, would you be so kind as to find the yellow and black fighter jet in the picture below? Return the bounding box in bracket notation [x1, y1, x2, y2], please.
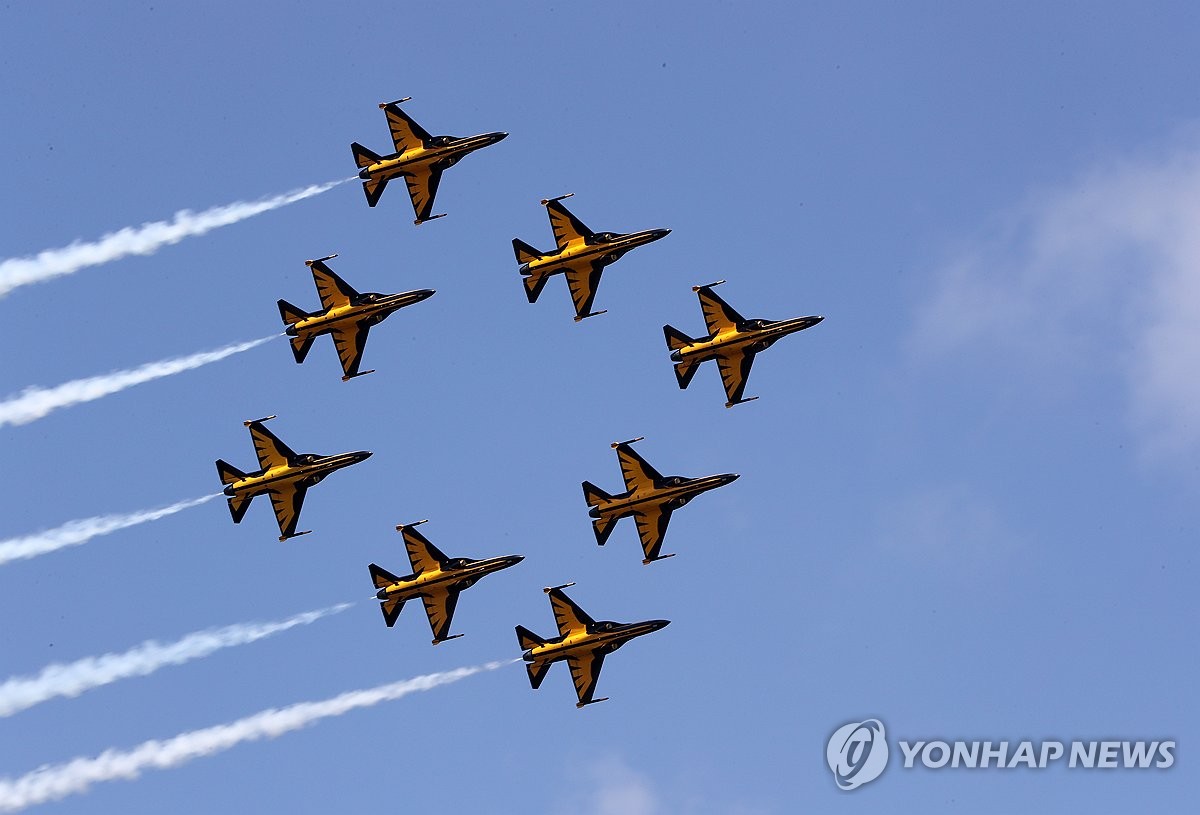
[664, 281, 824, 408]
[369, 521, 524, 645]
[513, 193, 671, 321]
[516, 583, 669, 708]
[277, 254, 435, 381]
[215, 416, 371, 541]
[582, 437, 739, 564]
[351, 97, 507, 224]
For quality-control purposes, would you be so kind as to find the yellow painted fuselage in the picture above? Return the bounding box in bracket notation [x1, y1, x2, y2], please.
[222, 451, 371, 501]
[588, 474, 739, 522]
[285, 290, 434, 344]
[670, 315, 825, 363]
[519, 229, 671, 278]
[375, 555, 524, 604]
[358, 133, 507, 187]
[523, 619, 669, 664]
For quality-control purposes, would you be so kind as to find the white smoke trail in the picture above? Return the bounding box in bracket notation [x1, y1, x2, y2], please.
[0, 661, 514, 812]
[0, 334, 277, 428]
[0, 494, 218, 566]
[0, 604, 352, 718]
[0, 178, 353, 298]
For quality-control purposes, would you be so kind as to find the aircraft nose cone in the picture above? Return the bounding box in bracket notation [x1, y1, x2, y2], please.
[651, 228, 671, 241]
[723, 473, 741, 485]
[649, 619, 671, 632]
[506, 555, 525, 567]
[491, 132, 509, 144]
[352, 451, 373, 464]
[416, 289, 436, 301]
[812, 315, 825, 324]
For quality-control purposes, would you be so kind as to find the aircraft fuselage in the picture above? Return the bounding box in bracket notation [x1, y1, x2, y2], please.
[375, 555, 524, 602]
[222, 451, 372, 500]
[357, 132, 508, 185]
[588, 473, 739, 519]
[518, 229, 671, 277]
[522, 619, 670, 663]
[670, 315, 824, 362]
[285, 289, 435, 340]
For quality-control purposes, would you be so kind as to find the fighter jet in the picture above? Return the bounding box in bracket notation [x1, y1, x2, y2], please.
[369, 521, 524, 645]
[277, 254, 435, 381]
[513, 193, 670, 321]
[582, 437, 739, 564]
[351, 97, 507, 224]
[516, 583, 669, 708]
[664, 281, 824, 407]
[215, 416, 371, 541]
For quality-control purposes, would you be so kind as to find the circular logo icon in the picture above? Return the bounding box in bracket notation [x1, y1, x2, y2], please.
[827, 719, 889, 790]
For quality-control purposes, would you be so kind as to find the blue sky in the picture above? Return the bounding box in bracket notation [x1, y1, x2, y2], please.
[1, 2, 1197, 811]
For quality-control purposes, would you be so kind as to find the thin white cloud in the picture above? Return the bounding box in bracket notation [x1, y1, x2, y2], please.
[0, 661, 513, 813]
[0, 495, 219, 566]
[0, 335, 277, 428]
[0, 604, 351, 718]
[0, 179, 352, 298]
[912, 135, 1200, 458]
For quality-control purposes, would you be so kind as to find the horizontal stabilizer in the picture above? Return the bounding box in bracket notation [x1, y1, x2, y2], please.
[512, 237, 544, 265]
[663, 324, 695, 351]
[368, 562, 403, 589]
[523, 272, 551, 304]
[581, 480, 612, 507]
[225, 493, 253, 524]
[351, 142, 381, 169]
[526, 660, 551, 690]
[289, 334, 315, 364]
[515, 624, 547, 651]
[277, 299, 309, 327]
[215, 459, 246, 486]
[673, 358, 700, 390]
[362, 177, 388, 207]
[591, 515, 618, 547]
[380, 596, 405, 627]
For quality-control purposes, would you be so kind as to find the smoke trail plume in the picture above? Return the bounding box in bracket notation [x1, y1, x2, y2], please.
[0, 494, 218, 566]
[0, 604, 352, 718]
[0, 661, 513, 812]
[0, 335, 277, 428]
[0, 178, 352, 298]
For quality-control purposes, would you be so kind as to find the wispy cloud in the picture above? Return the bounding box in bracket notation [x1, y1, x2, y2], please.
[0, 179, 352, 298]
[912, 134, 1200, 459]
[0, 604, 351, 718]
[0, 495, 218, 567]
[0, 335, 277, 428]
[0, 661, 512, 813]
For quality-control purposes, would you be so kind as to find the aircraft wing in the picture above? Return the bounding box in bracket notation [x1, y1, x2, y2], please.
[420, 586, 462, 643]
[546, 199, 594, 249]
[401, 525, 450, 575]
[329, 322, 370, 379]
[548, 587, 596, 637]
[633, 505, 674, 562]
[384, 103, 433, 153]
[563, 261, 606, 319]
[566, 649, 607, 706]
[615, 443, 664, 493]
[715, 348, 756, 405]
[268, 484, 307, 539]
[309, 260, 359, 310]
[696, 285, 746, 335]
[403, 163, 444, 224]
[248, 421, 297, 470]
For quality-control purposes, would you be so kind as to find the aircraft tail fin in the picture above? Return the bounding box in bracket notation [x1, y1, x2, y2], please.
[362, 177, 388, 207]
[512, 237, 545, 265]
[591, 515, 619, 546]
[581, 480, 612, 507]
[515, 624, 547, 651]
[523, 271, 552, 304]
[663, 324, 696, 352]
[215, 459, 246, 486]
[351, 142, 381, 169]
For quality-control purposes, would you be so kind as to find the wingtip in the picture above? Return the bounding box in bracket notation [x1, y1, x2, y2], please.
[543, 582, 576, 593]
[396, 519, 430, 531]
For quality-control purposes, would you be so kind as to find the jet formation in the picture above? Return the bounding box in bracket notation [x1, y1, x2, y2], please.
[215, 417, 371, 541]
[583, 438, 739, 564]
[278, 254, 435, 381]
[369, 521, 523, 644]
[352, 98, 507, 224]
[514, 193, 670, 321]
[665, 281, 824, 407]
[517, 584, 669, 707]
